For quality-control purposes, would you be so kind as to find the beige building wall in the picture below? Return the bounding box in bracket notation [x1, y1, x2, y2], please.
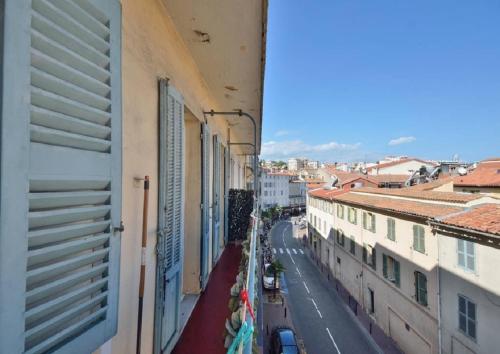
[370, 160, 435, 175]
[438, 233, 500, 354]
[94, 1, 250, 353]
[453, 186, 500, 199]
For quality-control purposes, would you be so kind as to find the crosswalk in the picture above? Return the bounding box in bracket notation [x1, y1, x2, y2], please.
[273, 247, 305, 256]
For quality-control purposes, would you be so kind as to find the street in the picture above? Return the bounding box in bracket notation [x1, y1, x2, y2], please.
[271, 220, 380, 354]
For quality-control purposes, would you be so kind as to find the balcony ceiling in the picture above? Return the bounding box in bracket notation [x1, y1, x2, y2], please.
[163, 0, 267, 154]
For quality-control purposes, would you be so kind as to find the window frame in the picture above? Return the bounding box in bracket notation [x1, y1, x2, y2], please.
[413, 225, 426, 253]
[348, 207, 357, 225]
[387, 218, 396, 241]
[458, 294, 477, 340]
[337, 204, 345, 219]
[414, 271, 428, 306]
[457, 239, 475, 272]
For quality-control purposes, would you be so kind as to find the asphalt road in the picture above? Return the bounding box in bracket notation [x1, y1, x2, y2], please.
[271, 219, 380, 354]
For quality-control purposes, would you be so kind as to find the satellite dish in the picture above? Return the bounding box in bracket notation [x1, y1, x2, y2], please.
[457, 167, 467, 176]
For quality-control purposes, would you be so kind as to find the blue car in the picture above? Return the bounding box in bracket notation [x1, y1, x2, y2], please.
[270, 327, 300, 354]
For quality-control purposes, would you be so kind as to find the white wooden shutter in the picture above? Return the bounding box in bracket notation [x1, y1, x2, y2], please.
[0, 1, 122, 353]
[155, 79, 184, 353]
[200, 122, 210, 288]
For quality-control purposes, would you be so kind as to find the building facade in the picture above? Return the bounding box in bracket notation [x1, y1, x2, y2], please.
[260, 171, 291, 209]
[0, 1, 266, 354]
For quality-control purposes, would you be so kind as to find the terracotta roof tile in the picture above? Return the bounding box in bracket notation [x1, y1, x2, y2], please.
[331, 192, 463, 218]
[308, 188, 348, 201]
[439, 204, 500, 236]
[409, 176, 454, 191]
[368, 174, 409, 184]
[352, 187, 481, 204]
[454, 162, 500, 187]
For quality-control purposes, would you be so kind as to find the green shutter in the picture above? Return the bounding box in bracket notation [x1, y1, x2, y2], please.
[421, 274, 428, 306]
[394, 260, 400, 287]
[371, 214, 376, 232]
[363, 245, 367, 263]
[372, 247, 377, 270]
[413, 225, 418, 250]
[363, 212, 367, 229]
[0, 1, 123, 353]
[382, 254, 388, 278]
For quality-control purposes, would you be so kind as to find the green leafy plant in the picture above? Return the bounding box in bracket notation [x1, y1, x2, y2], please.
[269, 259, 286, 299]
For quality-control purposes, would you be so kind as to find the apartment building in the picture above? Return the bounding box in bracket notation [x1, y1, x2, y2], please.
[0, 1, 266, 354]
[367, 158, 436, 176]
[453, 158, 500, 198]
[306, 187, 499, 354]
[288, 157, 307, 171]
[289, 180, 307, 207]
[260, 171, 291, 209]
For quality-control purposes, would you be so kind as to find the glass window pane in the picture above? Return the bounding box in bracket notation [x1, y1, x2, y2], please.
[468, 320, 476, 339]
[468, 302, 476, 320]
[466, 241, 474, 255]
[467, 255, 475, 271]
[458, 253, 465, 267]
[459, 296, 466, 313]
[458, 239, 464, 252]
[459, 313, 467, 332]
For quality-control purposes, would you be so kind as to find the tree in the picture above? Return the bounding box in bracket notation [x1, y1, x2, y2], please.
[269, 259, 286, 299]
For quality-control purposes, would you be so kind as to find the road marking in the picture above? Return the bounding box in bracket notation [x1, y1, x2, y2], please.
[299, 249, 304, 254]
[272, 248, 276, 254]
[326, 327, 341, 354]
[289, 256, 296, 265]
[302, 281, 310, 294]
[296, 267, 302, 277]
[311, 298, 323, 319]
[279, 248, 283, 254]
[292, 248, 297, 254]
[286, 248, 291, 255]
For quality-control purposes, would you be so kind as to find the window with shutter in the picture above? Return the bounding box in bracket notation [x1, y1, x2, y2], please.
[413, 225, 426, 253]
[415, 271, 428, 306]
[155, 79, 185, 353]
[387, 218, 396, 241]
[223, 146, 229, 245]
[200, 122, 210, 289]
[0, 1, 122, 353]
[212, 135, 221, 264]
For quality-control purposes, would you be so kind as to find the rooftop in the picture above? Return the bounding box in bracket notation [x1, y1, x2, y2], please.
[409, 176, 455, 191]
[332, 192, 463, 219]
[308, 188, 347, 200]
[438, 204, 500, 236]
[366, 157, 436, 172]
[352, 187, 482, 204]
[453, 161, 500, 187]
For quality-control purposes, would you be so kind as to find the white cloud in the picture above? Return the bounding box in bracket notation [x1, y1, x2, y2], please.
[388, 136, 416, 146]
[274, 130, 291, 137]
[261, 139, 361, 161]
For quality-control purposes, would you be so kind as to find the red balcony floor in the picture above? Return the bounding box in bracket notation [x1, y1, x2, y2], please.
[173, 243, 242, 354]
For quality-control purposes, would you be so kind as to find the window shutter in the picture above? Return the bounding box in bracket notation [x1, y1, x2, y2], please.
[413, 225, 418, 250]
[422, 274, 428, 306]
[394, 260, 400, 287]
[223, 146, 229, 244]
[371, 247, 377, 270]
[362, 245, 367, 263]
[382, 255, 388, 278]
[212, 135, 221, 263]
[363, 212, 367, 229]
[371, 214, 376, 232]
[0, 1, 122, 353]
[200, 122, 210, 288]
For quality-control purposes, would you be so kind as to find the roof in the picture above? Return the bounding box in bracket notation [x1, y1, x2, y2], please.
[308, 188, 347, 201]
[366, 158, 436, 172]
[352, 187, 482, 204]
[453, 161, 500, 187]
[409, 176, 454, 191]
[438, 204, 500, 236]
[306, 182, 326, 189]
[368, 174, 409, 184]
[331, 192, 463, 219]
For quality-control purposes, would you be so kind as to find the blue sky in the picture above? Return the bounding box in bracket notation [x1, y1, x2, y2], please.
[261, 0, 500, 163]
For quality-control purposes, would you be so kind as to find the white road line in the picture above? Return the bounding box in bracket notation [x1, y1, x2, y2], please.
[302, 281, 310, 294]
[272, 248, 276, 254]
[292, 248, 297, 254]
[286, 248, 291, 254]
[289, 256, 296, 265]
[279, 248, 283, 254]
[299, 249, 304, 254]
[311, 298, 323, 319]
[296, 267, 302, 277]
[326, 327, 341, 354]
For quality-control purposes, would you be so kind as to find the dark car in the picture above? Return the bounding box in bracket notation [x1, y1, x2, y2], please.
[270, 327, 299, 354]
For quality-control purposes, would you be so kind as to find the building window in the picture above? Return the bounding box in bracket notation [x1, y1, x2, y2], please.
[458, 239, 475, 272]
[363, 244, 376, 270]
[387, 218, 396, 241]
[383, 254, 400, 287]
[337, 204, 344, 219]
[264, 191, 268, 196]
[350, 236, 356, 255]
[336, 230, 345, 247]
[314, 215, 317, 228]
[413, 225, 425, 253]
[323, 220, 326, 234]
[363, 212, 376, 232]
[414, 271, 428, 306]
[348, 207, 357, 224]
[458, 295, 477, 340]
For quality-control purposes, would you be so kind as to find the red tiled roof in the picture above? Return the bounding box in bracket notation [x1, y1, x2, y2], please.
[409, 176, 454, 191]
[331, 192, 463, 218]
[368, 174, 409, 184]
[352, 187, 482, 204]
[366, 158, 436, 172]
[454, 162, 500, 187]
[306, 182, 326, 189]
[308, 188, 348, 201]
[438, 204, 500, 236]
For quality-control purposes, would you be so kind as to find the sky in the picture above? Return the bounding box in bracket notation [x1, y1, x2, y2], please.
[261, 0, 500, 163]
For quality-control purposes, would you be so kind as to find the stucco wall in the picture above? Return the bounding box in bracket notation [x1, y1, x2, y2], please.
[94, 1, 249, 353]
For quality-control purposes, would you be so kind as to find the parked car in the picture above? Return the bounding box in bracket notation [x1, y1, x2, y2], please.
[263, 263, 279, 290]
[270, 327, 299, 354]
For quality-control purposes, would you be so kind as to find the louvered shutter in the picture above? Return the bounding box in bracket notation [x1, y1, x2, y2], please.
[212, 135, 221, 264]
[200, 122, 210, 288]
[382, 254, 388, 278]
[155, 79, 184, 353]
[0, 1, 122, 353]
[394, 260, 400, 287]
